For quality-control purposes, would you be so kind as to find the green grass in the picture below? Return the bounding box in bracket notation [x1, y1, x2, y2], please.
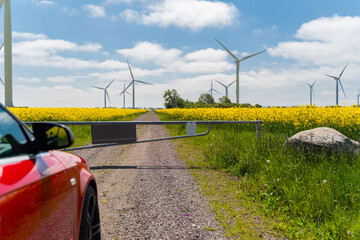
[68, 125, 92, 148]
[157, 112, 360, 239]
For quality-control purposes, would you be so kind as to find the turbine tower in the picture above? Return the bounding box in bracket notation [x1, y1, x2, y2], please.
[0, 43, 4, 86]
[325, 63, 348, 106]
[208, 79, 220, 97]
[0, 0, 13, 107]
[215, 38, 266, 104]
[215, 79, 235, 98]
[357, 89, 360, 106]
[124, 61, 153, 109]
[119, 81, 131, 108]
[306, 80, 316, 106]
[91, 79, 114, 108]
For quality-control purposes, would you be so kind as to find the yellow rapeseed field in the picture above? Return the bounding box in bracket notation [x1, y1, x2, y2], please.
[157, 106, 360, 138]
[9, 107, 149, 122]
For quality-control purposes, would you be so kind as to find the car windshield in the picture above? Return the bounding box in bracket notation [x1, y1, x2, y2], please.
[0, 108, 28, 158]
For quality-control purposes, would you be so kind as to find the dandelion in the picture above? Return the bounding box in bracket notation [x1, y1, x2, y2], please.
[266, 160, 270, 163]
[323, 180, 327, 185]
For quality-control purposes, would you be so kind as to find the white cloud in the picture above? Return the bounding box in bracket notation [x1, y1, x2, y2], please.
[13, 31, 48, 40]
[62, 7, 78, 16]
[35, 0, 55, 6]
[13, 39, 102, 57]
[120, 0, 239, 31]
[184, 48, 228, 62]
[116, 41, 234, 74]
[117, 41, 182, 64]
[46, 76, 75, 83]
[253, 25, 278, 35]
[104, 0, 135, 4]
[14, 85, 96, 108]
[269, 15, 360, 66]
[82, 4, 106, 18]
[0, 32, 127, 70]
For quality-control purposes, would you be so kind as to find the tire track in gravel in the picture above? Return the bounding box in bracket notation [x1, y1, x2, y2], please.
[73, 112, 225, 240]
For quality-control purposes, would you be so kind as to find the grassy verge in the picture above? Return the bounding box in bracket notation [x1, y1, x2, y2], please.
[157, 112, 360, 239]
[171, 131, 288, 239]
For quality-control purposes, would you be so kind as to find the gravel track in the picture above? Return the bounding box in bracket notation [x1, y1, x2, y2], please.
[73, 112, 225, 240]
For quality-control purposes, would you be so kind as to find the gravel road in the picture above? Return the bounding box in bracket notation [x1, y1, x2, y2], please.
[73, 112, 225, 240]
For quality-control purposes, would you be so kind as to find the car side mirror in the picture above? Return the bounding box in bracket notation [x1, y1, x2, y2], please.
[32, 123, 74, 151]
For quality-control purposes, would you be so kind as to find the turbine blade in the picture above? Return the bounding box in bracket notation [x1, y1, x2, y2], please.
[124, 82, 133, 92]
[135, 80, 153, 85]
[306, 83, 311, 87]
[339, 80, 347, 99]
[214, 38, 240, 61]
[105, 79, 115, 89]
[0, 77, 4, 86]
[127, 60, 135, 81]
[312, 80, 317, 87]
[105, 90, 111, 103]
[215, 79, 226, 87]
[228, 80, 236, 87]
[240, 50, 267, 62]
[91, 86, 105, 90]
[0, 0, 4, 9]
[120, 88, 132, 96]
[325, 74, 338, 80]
[339, 62, 348, 78]
[214, 89, 221, 94]
[0, 43, 3, 51]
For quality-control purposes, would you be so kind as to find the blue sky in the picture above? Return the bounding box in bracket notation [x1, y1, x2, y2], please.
[1, 0, 360, 108]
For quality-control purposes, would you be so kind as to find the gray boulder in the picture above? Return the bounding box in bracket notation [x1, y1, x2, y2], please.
[284, 127, 360, 153]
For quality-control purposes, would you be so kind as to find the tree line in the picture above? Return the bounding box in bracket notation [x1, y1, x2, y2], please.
[163, 89, 262, 109]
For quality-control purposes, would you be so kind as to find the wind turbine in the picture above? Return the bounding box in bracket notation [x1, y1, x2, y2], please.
[123, 61, 153, 109]
[325, 63, 348, 106]
[215, 38, 266, 104]
[208, 79, 220, 97]
[0, 0, 13, 107]
[91, 79, 114, 108]
[119, 81, 131, 108]
[357, 89, 360, 106]
[215, 79, 235, 98]
[306, 80, 316, 106]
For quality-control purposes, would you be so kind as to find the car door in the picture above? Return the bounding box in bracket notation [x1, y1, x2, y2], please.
[0, 107, 74, 239]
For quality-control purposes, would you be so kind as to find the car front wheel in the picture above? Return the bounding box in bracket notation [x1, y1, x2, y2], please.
[79, 185, 101, 240]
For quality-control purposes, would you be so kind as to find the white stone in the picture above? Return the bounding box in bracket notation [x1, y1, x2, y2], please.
[284, 127, 360, 153]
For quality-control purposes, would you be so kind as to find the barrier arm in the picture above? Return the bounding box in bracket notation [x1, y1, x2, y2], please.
[25, 120, 263, 151]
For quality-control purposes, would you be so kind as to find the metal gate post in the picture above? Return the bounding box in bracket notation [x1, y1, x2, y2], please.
[256, 121, 262, 141]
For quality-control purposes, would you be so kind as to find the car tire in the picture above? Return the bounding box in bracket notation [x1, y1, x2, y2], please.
[79, 185, 101, 240]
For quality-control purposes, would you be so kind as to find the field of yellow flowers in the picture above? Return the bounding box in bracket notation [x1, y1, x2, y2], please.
[157, 106, 360, 138]
[157, 106, 360, 238]
[9, 107, 149, 122]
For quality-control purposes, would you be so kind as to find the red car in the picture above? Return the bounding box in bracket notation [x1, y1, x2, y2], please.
[0, 104, 100, 240]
